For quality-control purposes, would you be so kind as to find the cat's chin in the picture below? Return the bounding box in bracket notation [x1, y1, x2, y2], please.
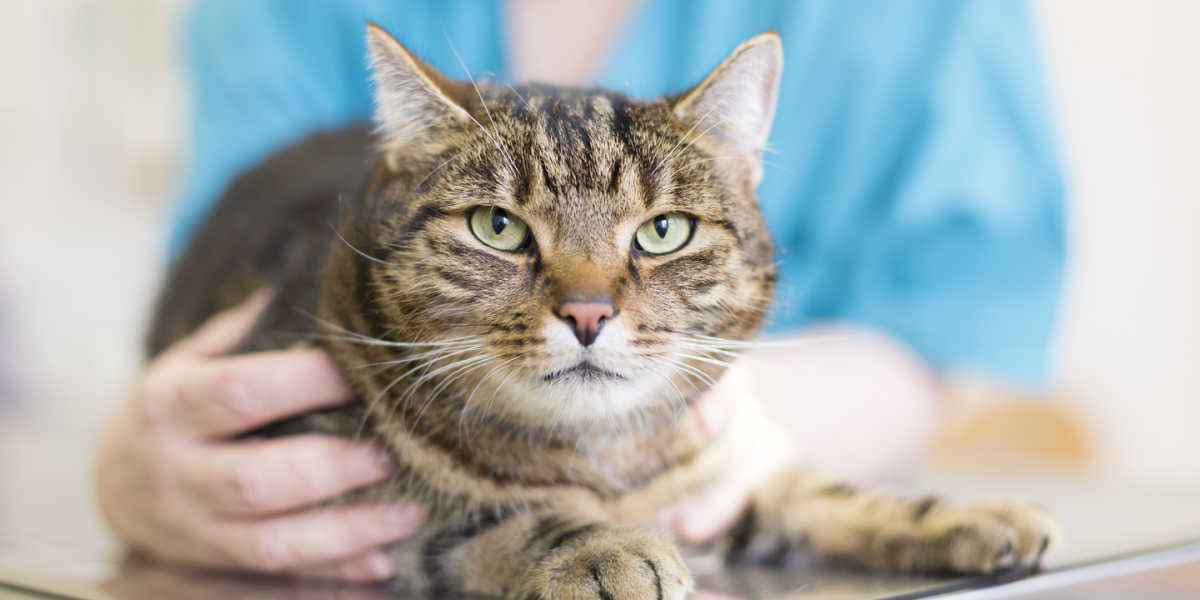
[540, 360, 627, 384]
[479, 369, 671, 429]
[462, 318, 691, 428]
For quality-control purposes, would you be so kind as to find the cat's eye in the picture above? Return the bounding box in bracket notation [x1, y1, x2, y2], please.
[468, 206, 530, 252]
[634, 212, 694, 255]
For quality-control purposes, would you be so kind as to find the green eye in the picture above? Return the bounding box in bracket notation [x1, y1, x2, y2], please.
[634, 212, 694, 255]
[469, 206, 530, 251]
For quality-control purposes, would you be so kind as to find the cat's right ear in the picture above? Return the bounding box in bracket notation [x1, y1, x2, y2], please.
[366, 24, 471, 166]
[672, 32, 783, 186]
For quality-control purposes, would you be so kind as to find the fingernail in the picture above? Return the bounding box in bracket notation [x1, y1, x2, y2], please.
[384, 504, 425, 533]
[364, 552, 395, 579]
[353, 444, 394, 474]
[370, 445, 395, 469]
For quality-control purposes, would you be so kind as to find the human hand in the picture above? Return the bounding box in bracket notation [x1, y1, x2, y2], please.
[661, 357, 799, 544]
[661, 328, 939, 543]
[95, 290, 424, 581]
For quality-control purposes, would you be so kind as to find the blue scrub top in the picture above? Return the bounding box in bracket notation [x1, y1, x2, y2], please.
[174, 0, 1066, 387]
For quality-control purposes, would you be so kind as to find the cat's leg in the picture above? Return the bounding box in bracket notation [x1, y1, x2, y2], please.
[404, 511, 693, 599]
[728, 468, 1059, 574]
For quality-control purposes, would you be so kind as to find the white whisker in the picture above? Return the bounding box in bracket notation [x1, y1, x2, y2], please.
[670, 351, 733, 369]
[414, 156, 455, 189]
[354, 344, 483, 370]
[327, 222, 400, 266]
[444, 35, 521, 178]
[653, 110, 731, 177]
[459, 356, 520, 433]
[365, 342, 485, 436]
[395, 352, 491, 429]
[657, 353, 718, 388]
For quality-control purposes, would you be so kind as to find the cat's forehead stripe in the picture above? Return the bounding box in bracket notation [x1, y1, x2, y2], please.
[384, 82, 758, 259]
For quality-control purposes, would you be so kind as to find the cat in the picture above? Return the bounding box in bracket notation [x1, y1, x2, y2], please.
[148, 24, 1057, 599]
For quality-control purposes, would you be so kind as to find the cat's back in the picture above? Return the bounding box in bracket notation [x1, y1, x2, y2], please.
[146, 124, 375, 357]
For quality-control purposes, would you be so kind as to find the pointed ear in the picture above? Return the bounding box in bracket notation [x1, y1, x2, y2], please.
[366, 24, 471, 165]
[672, 32, 783, 185]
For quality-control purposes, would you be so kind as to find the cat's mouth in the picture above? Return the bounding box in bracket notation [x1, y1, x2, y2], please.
[541, 361, 626, 383]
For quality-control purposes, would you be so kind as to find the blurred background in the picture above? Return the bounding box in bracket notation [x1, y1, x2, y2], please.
[0, 0, 1197, 567]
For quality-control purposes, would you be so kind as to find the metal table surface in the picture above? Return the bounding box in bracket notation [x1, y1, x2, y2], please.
[3, 421, 1200, 599]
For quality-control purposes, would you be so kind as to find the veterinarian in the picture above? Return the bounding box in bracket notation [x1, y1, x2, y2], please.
[96, 0, 1064, 581]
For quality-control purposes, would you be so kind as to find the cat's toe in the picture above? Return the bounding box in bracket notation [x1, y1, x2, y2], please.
[881, 516, 1015, 574]
[520, 528, 693, 600]
[974, 501, 1060, 567]
[878, 501, 1059, 574]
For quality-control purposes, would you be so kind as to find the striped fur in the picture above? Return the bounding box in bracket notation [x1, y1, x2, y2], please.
[147, 27, 1056, 598]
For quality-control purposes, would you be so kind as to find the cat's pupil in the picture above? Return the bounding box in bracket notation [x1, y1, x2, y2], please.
[491, 209, 510, 235]
[653, 215, 669, 238]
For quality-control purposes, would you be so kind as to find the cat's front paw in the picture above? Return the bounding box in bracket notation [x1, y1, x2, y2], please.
[879, 500, 1060, 574]
[519, 527, 693, 600]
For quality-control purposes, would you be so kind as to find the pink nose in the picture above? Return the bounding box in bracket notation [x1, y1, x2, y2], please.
[556, 301, 615, 347]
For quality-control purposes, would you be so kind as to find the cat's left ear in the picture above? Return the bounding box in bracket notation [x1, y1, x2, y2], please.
[366, 23, 473, 166]
[672, 32, 783, 185]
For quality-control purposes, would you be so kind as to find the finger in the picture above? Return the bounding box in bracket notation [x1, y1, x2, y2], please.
[173, 289, 274, 357]
[668, 399, 796, 543]
[216, 503, 425, 572]
[165, 348, 353, 438]
[691, 389, 734, 440]
[666, 480, 751, 544]
[184, 435, 393, 517]
[691, 356, 748, 439]
[290, 550, 395, 582]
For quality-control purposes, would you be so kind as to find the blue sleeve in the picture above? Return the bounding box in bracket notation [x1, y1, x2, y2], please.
[764, 0, 1066, 387]
[168, 1, 373, 256]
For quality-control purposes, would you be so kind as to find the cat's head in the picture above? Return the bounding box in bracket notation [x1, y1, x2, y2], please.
[350, 25, 781, 430]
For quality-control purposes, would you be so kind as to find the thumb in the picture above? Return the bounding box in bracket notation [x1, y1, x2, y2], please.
[665, 390, 799, 543]
[665, 478, 752, 544]
[172, 288, 274, 357]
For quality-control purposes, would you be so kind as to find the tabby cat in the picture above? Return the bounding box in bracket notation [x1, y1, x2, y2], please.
[149, 25, 1057, 599]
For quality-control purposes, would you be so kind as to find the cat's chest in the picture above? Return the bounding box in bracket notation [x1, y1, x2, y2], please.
[322, 319, 736, 522]
[371, 407, 727, 524]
